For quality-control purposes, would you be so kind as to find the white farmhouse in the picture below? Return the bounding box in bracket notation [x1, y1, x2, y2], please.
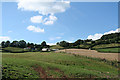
[42, 48, 50, 52]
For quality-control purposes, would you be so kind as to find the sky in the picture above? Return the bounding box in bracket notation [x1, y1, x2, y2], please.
[1, 1, 119, 45]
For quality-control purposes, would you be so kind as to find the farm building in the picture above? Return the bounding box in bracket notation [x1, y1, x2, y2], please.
[42, 48, 51, 52]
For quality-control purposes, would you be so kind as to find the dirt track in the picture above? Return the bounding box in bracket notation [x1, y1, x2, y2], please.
[55, 49, 119, 61]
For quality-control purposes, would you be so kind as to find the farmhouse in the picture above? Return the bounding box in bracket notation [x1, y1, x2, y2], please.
[42, 48, 50, 52]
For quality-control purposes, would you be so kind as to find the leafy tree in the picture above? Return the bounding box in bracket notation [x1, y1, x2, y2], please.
[41, 41, 47, 46]
[1, 41, 5, 48]
[56, 42, 59, 45]
[35, 44, 42, 51]
[18, 40, 26, 48]
[59, 41, 69, 48]
[27, 42, 31, 47]
[41, 41, 47, 48]
[4, 41, 10, 47]
[74, 39, 83, 46]
[10, 41, 19, 47]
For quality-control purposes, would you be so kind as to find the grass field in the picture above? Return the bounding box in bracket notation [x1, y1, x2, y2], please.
[2, 52, 119, 79]
[96, 48, 120, 53]
[55, 49, 118, 61]
[50, 45, 64, 49]
[2, 47, 28, 53]
[92, 43, 120, 49]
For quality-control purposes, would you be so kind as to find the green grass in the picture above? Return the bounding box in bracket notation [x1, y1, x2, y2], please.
[79, 44, 91, 49]
[50, 45, 64, 49]
[92, 43, 120, 49]
[2, 52, 119, 79]
[2, 47, 28, 53]
[96, 48, 120, 53]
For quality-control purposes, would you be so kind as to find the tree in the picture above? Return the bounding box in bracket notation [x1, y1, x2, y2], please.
[59, 41, 69, 48]
[1, 41, 5, 48]
[35, 44, 42, 51]
[18, 40, 26, 48]
[41, 41, 47, 48]
[10, 41, 19, 47]
[74, 39, 83, 46]
[30, 43, 34, 49]
[4, 41, 10, 47]
[27, 42, 31, 47]
[56, 42, 59, 45]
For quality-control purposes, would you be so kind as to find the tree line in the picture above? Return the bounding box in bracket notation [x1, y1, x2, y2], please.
[1, 40, 49, 51]
[1, 32, 120, 50]
[57, 32, 120, 49]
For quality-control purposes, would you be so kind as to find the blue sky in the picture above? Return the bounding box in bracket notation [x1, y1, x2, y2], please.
[1, 2, 118, 45]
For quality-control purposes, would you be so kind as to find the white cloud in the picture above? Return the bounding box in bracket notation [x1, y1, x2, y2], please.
[0, 36, 11, 42]
[27, 25, 44, 33]
[104, 28, 120, 35]
[18, 0, 70, 15]
[47, 43, 56, 45]
[44, 20, 54, 25]
[87, 33, 103, 40]
[43, 15, 57, 25]
[30, 15, 57, 25]
[18, 0, 69, 25]
[49, 15, 57, 21]
[87, 28, 120, 40]
[30, 16, 43, 23]
[56, 37, 61, 39]
[65, 40, 74, 43]
[49, 36, 62, 41]
[8, 31, 13, 33]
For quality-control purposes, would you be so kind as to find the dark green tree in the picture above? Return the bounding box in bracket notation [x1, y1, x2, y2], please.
[5, 40, 10, 47]
[1, 41, 5, 48]
[41, 41, 47, 48]
[18, 40, 26, 48]
[10, 41, 19, 47]
[59, 41, 69, 48]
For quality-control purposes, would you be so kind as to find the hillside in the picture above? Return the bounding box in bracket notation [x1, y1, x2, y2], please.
[2, 47, 29, 53]
[54, 32, 120, 53]
[2, 52, 118, 78]
[92, 43, 120, 49]
[50, 45, 64, 49]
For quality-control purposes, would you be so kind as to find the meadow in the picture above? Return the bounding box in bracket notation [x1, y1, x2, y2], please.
[2, 52, 119, 79]
[96, 48, 120, 53]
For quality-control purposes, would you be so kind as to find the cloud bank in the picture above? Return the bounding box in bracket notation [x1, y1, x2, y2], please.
[18, 0, 70, 15]
[87, 28, 120, 40]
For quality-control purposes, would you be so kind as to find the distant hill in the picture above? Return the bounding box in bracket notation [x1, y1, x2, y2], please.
[92, 43, 120, 49]
[92, 32, 120, 49]
[101, 32, 120, 41]
[50, 45, 64, 49]
[56, 32, 120, 50]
